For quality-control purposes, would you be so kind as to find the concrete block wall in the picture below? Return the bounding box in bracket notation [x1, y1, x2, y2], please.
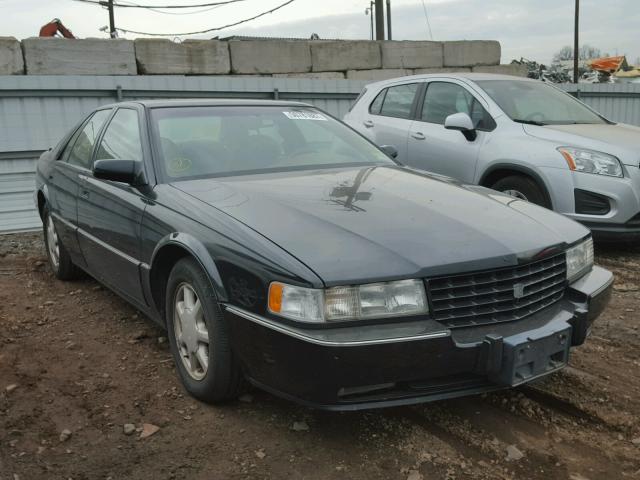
[0, 37, 23, 75]
[135, 39, 229, 74]
[22, 38, 136, 75]
[6, 37, 526, 79]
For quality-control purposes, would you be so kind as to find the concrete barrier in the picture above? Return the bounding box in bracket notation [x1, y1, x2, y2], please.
[443, 41, 500, 67]
[311, 41, 381, 72]
[15, 38, 504, 77]
[134, 39, 230, 75]
[346, 69, 413, 81]
[22, 38, 136, 75]
[229, 40, 311, 74]
[0, 37, 23, 75]
[413, 67, 472, 74]
[272, 72, 345, 79]
[472, 64, 528, 77]
[380, 41, 442, 69]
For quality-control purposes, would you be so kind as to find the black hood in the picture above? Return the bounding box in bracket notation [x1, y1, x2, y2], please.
[173, 166, 588, 286]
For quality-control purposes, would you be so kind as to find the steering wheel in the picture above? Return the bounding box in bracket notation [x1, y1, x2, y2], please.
[524, 111, 546, 122]
[287, 145, 320, 158]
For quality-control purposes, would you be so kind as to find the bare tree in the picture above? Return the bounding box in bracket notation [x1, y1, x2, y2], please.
[553, 44, 603, 63]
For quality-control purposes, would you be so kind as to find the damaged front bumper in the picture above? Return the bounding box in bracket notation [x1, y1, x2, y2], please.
[224, 266, 613, 411]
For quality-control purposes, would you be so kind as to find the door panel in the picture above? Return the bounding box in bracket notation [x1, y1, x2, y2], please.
[77, 176, 147, 303]
[364, 83, 420, 164]
[407, 81, 491, 183]
[76, 108, 148, 305]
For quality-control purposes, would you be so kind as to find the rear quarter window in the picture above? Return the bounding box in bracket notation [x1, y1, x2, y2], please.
[369, 83, 419, 119]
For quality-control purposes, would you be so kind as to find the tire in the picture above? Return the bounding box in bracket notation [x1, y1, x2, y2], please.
[165, 257, 244, 403]
[42, 205, 80, 281]
[491, 175, 550, 208]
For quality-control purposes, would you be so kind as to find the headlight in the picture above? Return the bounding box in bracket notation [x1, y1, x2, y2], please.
[558, 147, 623, 177]
[566, 237, 594, 283]
[268, 279, 429, 323]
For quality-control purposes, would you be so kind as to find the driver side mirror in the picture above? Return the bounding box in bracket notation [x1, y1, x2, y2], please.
[93, 159, 146, 186]
[444, 112, 477, 141]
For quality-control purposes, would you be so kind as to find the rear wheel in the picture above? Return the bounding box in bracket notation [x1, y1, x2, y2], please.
[42, 206, 80, 280]
[165, 257, 244, 403]
[491, 175, 550, 208]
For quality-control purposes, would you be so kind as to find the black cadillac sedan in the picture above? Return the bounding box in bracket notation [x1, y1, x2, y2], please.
[35, 99, 613, 410]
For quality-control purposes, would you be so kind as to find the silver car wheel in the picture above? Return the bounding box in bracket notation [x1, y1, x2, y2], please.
[173, 283, 210, 381]
[46, 215, 60, 270]
[502, 189, 529, 201]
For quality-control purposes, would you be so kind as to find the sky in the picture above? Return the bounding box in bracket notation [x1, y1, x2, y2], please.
[1, 0, 638, 66]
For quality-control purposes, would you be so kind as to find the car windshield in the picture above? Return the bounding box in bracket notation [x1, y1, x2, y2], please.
[476, 80, 608, 126]
[150, 105, 394, 180]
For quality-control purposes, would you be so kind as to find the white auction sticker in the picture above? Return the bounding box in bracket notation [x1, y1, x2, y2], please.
[283, 111, 328, 121]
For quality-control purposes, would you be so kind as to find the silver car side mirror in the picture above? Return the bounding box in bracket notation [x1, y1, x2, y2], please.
[444, 112, 477, 141]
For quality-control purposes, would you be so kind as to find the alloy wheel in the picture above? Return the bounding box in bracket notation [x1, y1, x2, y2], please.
[46, 215, 60, 270]
[173, 283, 210, 381]
[502, 189, 529, 201]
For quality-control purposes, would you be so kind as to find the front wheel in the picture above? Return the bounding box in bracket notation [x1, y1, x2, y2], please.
[491, 175, 550, 208]
[165, 257, 244, 403]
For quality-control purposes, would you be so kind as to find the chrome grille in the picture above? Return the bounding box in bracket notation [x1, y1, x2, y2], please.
[428, 253, 567, 328]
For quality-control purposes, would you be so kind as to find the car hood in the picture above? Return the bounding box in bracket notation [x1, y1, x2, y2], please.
[173, 166, 588, 286]
[523, 123, 640, 165]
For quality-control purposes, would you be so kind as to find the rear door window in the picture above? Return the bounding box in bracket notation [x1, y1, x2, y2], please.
[64, 109, 111, 169]
[379, 83, 419, 119]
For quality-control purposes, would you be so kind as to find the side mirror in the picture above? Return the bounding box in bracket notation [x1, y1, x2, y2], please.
[380, 144, 399, 159]
[93, 159, 145, 185]
[444, 112, 477, 141]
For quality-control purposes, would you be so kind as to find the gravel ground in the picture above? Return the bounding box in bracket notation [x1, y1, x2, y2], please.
[1, 232, 639, 480]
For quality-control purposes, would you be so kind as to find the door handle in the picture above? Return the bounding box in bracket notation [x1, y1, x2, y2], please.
[411, 132, 426, 140]
[363, 120, 374, 128]
[80, 189, 90, 199]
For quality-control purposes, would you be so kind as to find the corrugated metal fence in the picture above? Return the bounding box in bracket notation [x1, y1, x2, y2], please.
[559, 83, 640, 127]
[1, 76, 639, 233]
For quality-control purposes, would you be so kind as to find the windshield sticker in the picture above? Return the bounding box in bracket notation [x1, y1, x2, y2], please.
[283, 111, 328, 121]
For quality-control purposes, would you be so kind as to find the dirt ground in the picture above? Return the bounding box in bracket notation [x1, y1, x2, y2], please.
[1, 232, 639, 480]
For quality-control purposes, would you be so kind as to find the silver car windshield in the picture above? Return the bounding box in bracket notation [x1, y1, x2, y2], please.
[477, 80, 608, 126]
[150, 106, 394, 180]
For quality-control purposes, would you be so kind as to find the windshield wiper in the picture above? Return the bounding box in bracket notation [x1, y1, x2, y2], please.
[513, 119, 547, 126]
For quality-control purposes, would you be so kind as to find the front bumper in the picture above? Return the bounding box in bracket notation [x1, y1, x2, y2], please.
[225, 266, 613, 411]
[555, 165, 640, 241]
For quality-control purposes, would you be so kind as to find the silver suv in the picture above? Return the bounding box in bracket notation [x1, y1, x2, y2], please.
[344, 73, 640, 241]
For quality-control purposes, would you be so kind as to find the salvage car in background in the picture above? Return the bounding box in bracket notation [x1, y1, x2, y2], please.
[344, 73, 640, 241]
[35, 100, 612, 410]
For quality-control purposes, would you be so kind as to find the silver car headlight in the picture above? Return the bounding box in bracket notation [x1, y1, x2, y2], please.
[558, 147, 623, 177]
[268, 279, 429, 323]
[566, 237, 594, 283]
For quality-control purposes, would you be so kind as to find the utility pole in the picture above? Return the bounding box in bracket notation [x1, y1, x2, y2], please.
[365, 1, 375, 41]
[107, 0, 117, 38]
[386, 0, 392, 40]
[573, 0, 579, 83]
[375, 0, 384, 40]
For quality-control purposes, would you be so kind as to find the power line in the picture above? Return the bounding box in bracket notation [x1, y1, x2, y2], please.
[115, 0, 297, 36]
[71, 0, 247, 8]
[115, 0, 225, 15]
[420, 0, 433, 40]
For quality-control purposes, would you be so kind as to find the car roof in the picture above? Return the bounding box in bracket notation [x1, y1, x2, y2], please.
[364, 72, 537, 88]
[98, 98, 313, 109]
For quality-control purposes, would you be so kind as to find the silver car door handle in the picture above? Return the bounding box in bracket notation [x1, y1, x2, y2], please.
[411, 132, 426, 140]
[363, 120, 374, 128]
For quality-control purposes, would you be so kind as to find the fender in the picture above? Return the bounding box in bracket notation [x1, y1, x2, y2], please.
[478, 162, 554, 209]
[144, 232, 228, 317]
[35, 183, 50, 216]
